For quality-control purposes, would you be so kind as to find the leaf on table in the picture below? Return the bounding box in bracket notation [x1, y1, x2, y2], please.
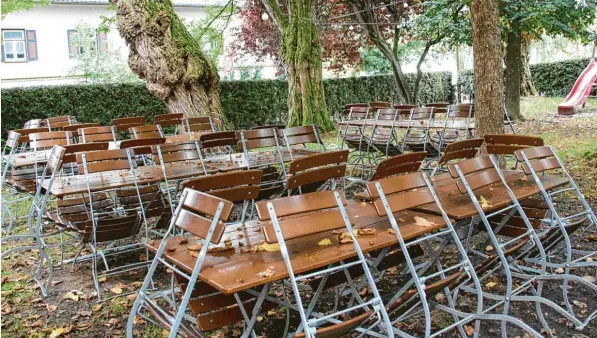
[187, 250, 199, 258]
[318, 238, 333, 247]
[187, 243, 203, 251]
[261, 243, 281, 252]
[386, 229, 396, 234]
[397, 218, 406, 223]
[356, 228, 376, 236]
[414, 216, 435, 227]
[179, 237, 189, 244]
[368, 239, 374, 245]
[478, 195, 491, 209]
[258, 267, 275, 278]
[166, 246, 176, 252]
[336, 231, 354, 244]
[62, 291, 79, 302]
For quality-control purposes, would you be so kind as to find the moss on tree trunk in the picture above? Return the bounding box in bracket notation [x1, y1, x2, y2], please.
[505, 18, 522, 121]
[115, 0, 225, 123]
[263, 0, 334, 132]
[471, 0, 505, 140]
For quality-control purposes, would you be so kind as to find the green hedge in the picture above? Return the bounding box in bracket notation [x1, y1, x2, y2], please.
[1, 72, 453, 137]
[458, 58, 592, 97]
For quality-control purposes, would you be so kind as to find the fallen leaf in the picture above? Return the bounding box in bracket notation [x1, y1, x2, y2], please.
[464, 324, 474, 336]
[397, 218, 406, 223]
[573, 300, 587, 309]
[98, 276, 107, 283]
[485, 282, 498, 290]
[414, 216, 435, 227]
[258, 267, 275, 278]
[76, 322, 93, 330]
[261, 243, 281, 252]
[554, 267, 565, 274]
[63, 291, 79, 302]
[582, 275, 596, 284]
[479, 195, 491, 209]
[186, 243, 203, 251]
[588, 234, 597, 241]
[49, 326, 73, 338]
[485, 245, 494, 253]
[434, 293, 445, 302]
[92, 304, 102, 312]
[318, 238, 332, 247]
[336, 231, 354, 244]
[110, 286, 123, 295]
[356, 228, 376, 236]
[386, 229, 396, 234]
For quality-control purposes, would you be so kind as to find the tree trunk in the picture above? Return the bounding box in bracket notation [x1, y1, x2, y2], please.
[520, 41, 538, 96]
[504, 18, 522, 121]
[471, 0, 505, 139]
[413, 42, 434, 104]
[262, 0, 334, 132]
[115, 0, 225, 123]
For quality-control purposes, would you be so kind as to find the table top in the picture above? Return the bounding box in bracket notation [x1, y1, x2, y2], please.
[343, 119, 475, 129]
[42, 148, 317, 197]
[149, 199, 447, 294]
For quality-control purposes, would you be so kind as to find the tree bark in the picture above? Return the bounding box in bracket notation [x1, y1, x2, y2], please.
[520, 41, 538, 96]
[471, 0, 505, 139]
[262, 0, 334, 132]
[115, 0, 225, 122]
[504, 18, 522, 121]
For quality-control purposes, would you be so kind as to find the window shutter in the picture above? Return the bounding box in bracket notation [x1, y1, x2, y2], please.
[97, 31, 108, 54]
[1, 44, 5, 62]
[67, 29, 77, 58]
[26, 30, 38, 61]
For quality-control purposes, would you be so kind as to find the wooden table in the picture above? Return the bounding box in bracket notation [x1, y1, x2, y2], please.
[342, 119, 475, 130]
[42, 149, 318, 197]
[149, 199, 447, 294]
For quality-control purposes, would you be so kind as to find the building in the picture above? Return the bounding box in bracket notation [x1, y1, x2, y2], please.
[0, 0, 234, 88]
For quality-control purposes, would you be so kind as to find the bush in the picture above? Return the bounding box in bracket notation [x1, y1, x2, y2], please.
[457, 58, 592, 98]
[1, 72, 453, 137]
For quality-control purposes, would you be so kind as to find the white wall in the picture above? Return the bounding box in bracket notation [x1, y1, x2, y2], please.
[0, 4, 209, 82]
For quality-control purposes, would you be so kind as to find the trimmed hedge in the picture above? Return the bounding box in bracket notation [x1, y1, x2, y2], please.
[1, 72, 453, 137]
[458, 58, 592, 97]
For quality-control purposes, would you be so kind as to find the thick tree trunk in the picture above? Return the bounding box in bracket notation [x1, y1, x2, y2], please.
[521, 41, 538, 96]
[262, 0, 334, 132]
[471, 0, 505, 139]
[504, 18, 523, 121]
[115, 0, 225, 122]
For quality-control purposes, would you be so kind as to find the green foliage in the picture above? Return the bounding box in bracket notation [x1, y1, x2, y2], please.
[458, 58, 592, 97]
[359, 47, 392, 75]
[1, 0, 49, 19]
[184, 1, 236, 62]
[1, 72, 453, 137]
[68, 23, 141, 83]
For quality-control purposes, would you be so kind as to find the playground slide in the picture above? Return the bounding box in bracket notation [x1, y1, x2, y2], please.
[557, 58, 597, 115]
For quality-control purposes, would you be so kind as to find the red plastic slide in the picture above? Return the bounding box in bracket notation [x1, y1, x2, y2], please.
[558, 58, 597, 115]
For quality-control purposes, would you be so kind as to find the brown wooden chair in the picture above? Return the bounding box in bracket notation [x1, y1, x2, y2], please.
[199, 131, 236, 155]
[121, 137, 166, 158]
[255, 190, 392, 337]
[129, 125, 164, 140]
[431, 103, 475, 151]
[129, 189, 278, 338]
[400, 107, 439, 157]
[181, 117, 214, 134]
[369, 108, 403, 158]
[484, 134, 543, 156]
[282, 125, 325, 159]
[30, 131, 72, 150]
[369, 101, 391, 113]
[424, 102, 450, 114]
[393, 104, 416, 110]
[155, 113, 183, 127]
[23, 119, 44, 129]
[45, 115, 76, 130]
[250, 123, 286, 130]
[286, 150, 348, 195]
[79, 126, 119, 144]
[370, 151, 426, 181]
[183, 170, 263, 223]
[8, 127, 49, 149]
[63, 123, 101, 139]
[113, 116, 145, 132]
[430, 138, 483, 177]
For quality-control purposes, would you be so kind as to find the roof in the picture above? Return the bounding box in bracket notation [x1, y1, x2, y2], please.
[50, 0, 228, 7]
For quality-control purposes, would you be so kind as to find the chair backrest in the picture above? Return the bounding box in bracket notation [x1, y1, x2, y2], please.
[448, 156, 501, 194]
[63, 123, 102, 137]
[371, 152, 426, 180]
[23, 119, 43, 129]
[11, 127, 51, 144]
[251, 124, 286, 130]
[437, 138, 483, 166]
[113, 116, 145, 132]
[287, 150, 348, 191]
[410, 107, 435, 120]
[82, 214, 140, 243]
[424, 102, 449, 114]
[256, 190, 352, 243]
[62, 143, 110, 165]
[343, 103, 368, 116]
[283, 125, 321, 147]
[79, 126, 118, 143]
[152, 141, 202, 165]
[394, 104, 416, 110]
[120, 137, 166, 156]
[367, 172, 435, 216]
[484, 134, 543, 155]
[174, 189, 233, 244]
[348, 106, 369, 119]
[155, 113, 183, 127]
[376, 108, 398, 122]
[30, 131, 72, 150]
[46, 145, 67, 174]
[369, 101, 391, 112]
[46, 115, 75, 130]
[514, 146, 562, 176]
[237, 128, 283, 151]
[447, 103, 475, 118]
[129, 125, 163, 140]
[76, 148, 132, 174]
[182, 170, 263, 202]
[5, 131, 21, 150]
[199, 131, 237, 150]
[183, 117, 213, 133]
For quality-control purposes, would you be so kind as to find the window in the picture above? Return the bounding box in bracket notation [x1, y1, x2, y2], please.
[68, 29, 108, 59]
[3, 30, 27, 62]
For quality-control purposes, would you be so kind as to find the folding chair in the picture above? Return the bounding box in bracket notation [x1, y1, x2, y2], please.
[370, 151, 427, 181]
[76, 148, 154, 298]
[369, 101, 391, 113]
[155, 113, 183, 135]
[425, 102, 450, 114]
[237, 128, 287, 199]
[45, 115, 76, 130]
[367, 171, 542, 338]
[430, 138, 483, 177]
[129, 125, 165, 140]
[62, 123, 101, 140]
[1, 131, 29, 234]
[432, 103, 475, 152]
[251, 123, 286, 130]
[340, 106, 376, 179]
[113, 116, 145, 132]
[23, 119, 44, 129]
[286, 150, 348, 195]
[9, 127, 49, 151]
[79, 126, 119, 144]
[401, 107, 439, 157]
[282, 125, 326, 160]
[128, 189, 276, 338]
[121, 137, 167, 166]
[449, 155, 595, 334]
[182, 169, 263, 224]
[257, 190, 394, 338]
[199, 131, 237, 157]
[182, 117, 215, 134]
[394, 104, 416, 110]
[30, 131, 73, 186]
[504, 107, 516, 134]
[369, 108, 402, 159]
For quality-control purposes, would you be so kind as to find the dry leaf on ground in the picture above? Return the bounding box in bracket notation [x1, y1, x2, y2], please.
[62, 291, 79, 302]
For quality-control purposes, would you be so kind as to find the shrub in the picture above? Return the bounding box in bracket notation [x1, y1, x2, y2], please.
[1, 72, 453, 137]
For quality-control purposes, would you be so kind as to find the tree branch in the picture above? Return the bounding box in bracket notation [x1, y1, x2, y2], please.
[261, 0, 288, 33]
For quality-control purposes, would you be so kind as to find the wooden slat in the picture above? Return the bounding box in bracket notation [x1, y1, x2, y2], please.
[448, 156, 493, 178]
[288, 150, 348, 174]
[367, 172, 427, 198]
[263, 209, 353, 243]
[181, 189, 233, 222]
[287, 165, 346, 190]
[373, 189, 435, 216]
[514, 146, 554, 161]
[521, 157, 561, 175]
[256, 190, 346, 221]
